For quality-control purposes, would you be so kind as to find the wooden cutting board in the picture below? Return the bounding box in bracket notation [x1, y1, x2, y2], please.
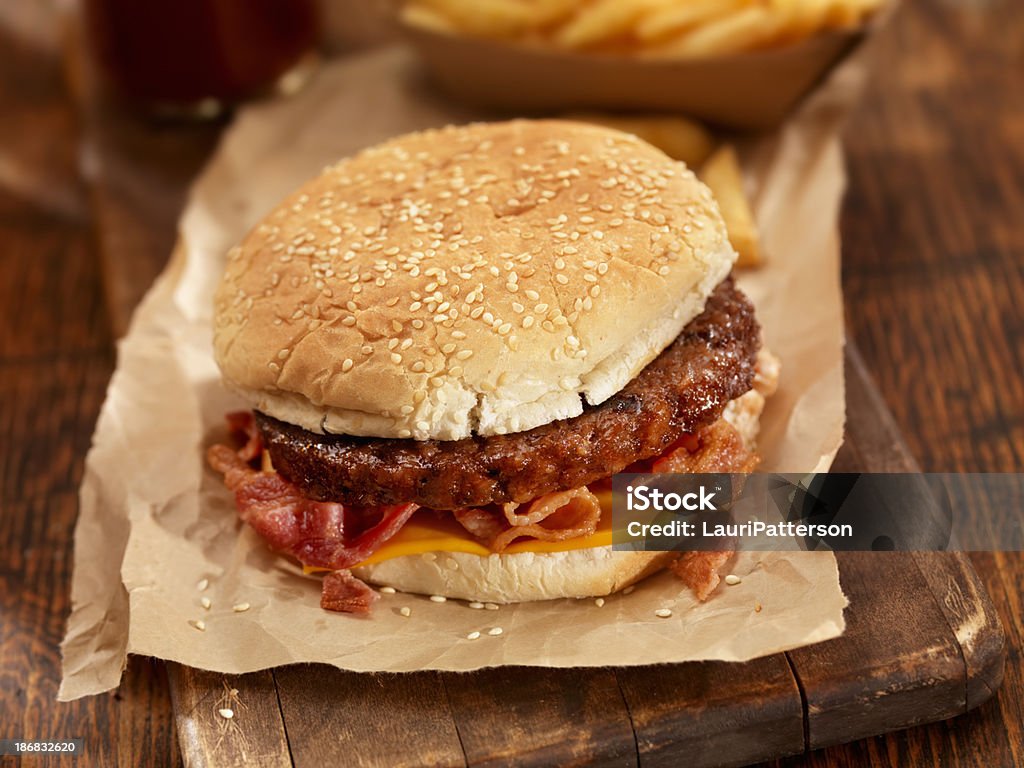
[153, 345, 1004, 768]
[69, 33, 1004, 768]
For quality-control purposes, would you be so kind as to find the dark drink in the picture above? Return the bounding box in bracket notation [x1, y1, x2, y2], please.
[83, 0, 319, 114]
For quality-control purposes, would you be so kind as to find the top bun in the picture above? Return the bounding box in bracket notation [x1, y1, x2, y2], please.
[213, 120, 735, 440]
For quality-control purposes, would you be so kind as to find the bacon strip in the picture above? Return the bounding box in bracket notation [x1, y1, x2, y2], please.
[653, 420, 758, 474]
[208, 413, 419, 612]
[655, 419, 758, 599]
[453, 487, 602, 553]
[229, 471, 417, 569]
[670, 551, 733, 601]
[321, 570, 379, 614]
[227, 410, 263, 462]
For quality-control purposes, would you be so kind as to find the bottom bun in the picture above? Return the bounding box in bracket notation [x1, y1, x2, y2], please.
[352, 549, 676, 604]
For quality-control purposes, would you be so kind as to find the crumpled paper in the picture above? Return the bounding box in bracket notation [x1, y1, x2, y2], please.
[59, 45, 861, 700]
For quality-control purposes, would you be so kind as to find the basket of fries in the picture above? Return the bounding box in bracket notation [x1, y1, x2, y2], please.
[400, 0, 892, 128]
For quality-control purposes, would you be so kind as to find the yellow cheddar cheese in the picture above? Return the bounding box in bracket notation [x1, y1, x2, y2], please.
[304, 490, 615, 572]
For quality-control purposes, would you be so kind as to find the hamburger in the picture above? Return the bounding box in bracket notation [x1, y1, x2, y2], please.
[208, 120, 777, 614]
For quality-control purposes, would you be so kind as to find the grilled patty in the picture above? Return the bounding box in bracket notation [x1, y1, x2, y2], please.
[257, 278, 759, 510]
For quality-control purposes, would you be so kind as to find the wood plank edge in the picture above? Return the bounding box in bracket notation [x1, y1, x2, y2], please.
[431, 673, 472, 768]
[848, 338, 1006, 712]
[910, 551, 1006, 712]
[269, 669, 298, 767]
[167, 662, 294, 768]
[610, 670, 644, 768]
[781, 652, 811, 757]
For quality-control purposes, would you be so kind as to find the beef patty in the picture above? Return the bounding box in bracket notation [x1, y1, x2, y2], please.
[257, 278, 759, 510]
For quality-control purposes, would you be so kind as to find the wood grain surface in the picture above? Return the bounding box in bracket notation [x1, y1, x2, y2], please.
[0, 0, 1021, 767]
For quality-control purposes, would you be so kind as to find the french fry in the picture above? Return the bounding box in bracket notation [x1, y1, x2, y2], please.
[555, 0, 669, 49]
[649, 6, 788, 58]
[402, 0, 886, 56]
[635, 0, 745, 43]
[823, 0, 885, 27]
[566, 112, 717, 167]
[400, 4, 458, 34]
[766, 0, 831, 46]
[699, 144, 763, 268]
[412, 0, 537, 39]
[528, 0, 583, 30]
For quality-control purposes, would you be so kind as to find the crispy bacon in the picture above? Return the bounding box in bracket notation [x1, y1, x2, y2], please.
[453, 488, 602, 553]
[226, 410, 263, 462]
[655, 419, 759, 599]
[670, 551, 733, 601]
[321, 570, 379, 614]
[653, 420, 758, 474]
[451, 507, 507, 547]
[208, 414, 418, 612]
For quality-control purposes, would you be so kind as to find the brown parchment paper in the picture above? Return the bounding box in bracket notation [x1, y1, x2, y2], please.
[59, 46, 863, 700]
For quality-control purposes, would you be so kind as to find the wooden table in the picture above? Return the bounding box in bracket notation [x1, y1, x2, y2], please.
[0, 1, 1020, 766]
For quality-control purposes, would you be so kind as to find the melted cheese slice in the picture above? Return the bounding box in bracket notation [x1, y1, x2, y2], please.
[305, 490, 615, 572]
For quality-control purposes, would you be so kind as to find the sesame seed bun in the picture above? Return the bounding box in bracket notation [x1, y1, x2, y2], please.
[213, 120, 736, 440]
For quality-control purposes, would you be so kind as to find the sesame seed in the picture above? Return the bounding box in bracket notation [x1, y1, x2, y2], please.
[469, 602, 484, 609]
[455, 349, 473, 360]
[400, 606, 411, 617]
[380, 586, 396, 594]
[232, 603, 250, 613]
[342, 358, 354, 372]
[218, 708, 234, 720]
[200, 597, 212, 610]
[197, 578, 209, 591]
[390, 353, 403, 364]
[430, 595, 447, 603]
[623, 586, 636, 595]
[594, 598, 605, 607]
[484, 603, 499, 611]
[724, 575, 742, 586]
[556, 274, 569, 285]
[487, 627, 503, 636]
[190, 619, 206, 631]
[467, 631, 481, 640]
[655, 608, 673, 618]
[755, 603, 763, 613]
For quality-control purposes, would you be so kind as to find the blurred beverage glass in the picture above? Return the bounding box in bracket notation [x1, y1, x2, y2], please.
[82, 0, 320, 118]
